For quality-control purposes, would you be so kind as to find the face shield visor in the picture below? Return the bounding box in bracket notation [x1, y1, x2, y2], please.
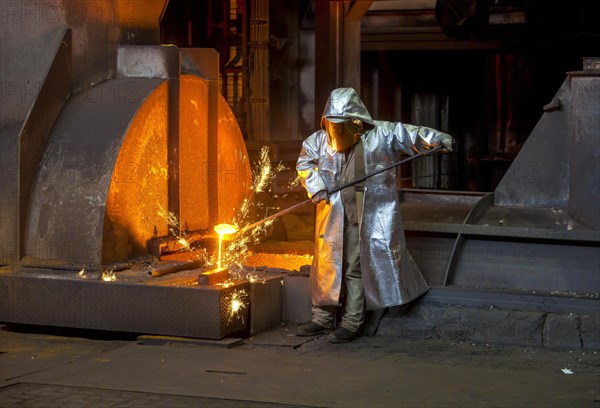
[325, 118, 364, 152]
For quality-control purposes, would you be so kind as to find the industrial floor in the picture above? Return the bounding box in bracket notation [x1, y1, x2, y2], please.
[0, 323, 599, 408]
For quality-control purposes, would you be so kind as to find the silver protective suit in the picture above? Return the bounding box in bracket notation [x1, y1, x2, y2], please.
[297, 87, 453, 310]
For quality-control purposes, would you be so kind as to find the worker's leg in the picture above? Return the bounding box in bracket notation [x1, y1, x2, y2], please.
[340, 221, 365, 332]
[297, 305, 335, 336]
[311, 305, 335, 328]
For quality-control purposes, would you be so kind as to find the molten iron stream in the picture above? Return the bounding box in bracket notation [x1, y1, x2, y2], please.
[213, 223, 238, 270]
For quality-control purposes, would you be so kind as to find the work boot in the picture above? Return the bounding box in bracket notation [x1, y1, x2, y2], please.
[362, 307, 389, 336]
[326, 327, 361, 344]
[296, 321, 332, 337]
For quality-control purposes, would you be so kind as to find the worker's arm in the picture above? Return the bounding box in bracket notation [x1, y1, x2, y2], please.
[296, 132, 328, 201]
[390, 122, 454, 155]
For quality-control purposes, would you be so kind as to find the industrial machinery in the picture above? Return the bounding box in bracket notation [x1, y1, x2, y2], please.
[0, 1, 597, 347]
[402, 60, 599, 303]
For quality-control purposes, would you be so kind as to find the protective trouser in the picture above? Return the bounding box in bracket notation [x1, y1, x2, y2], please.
[311, 142, 366, 332]
[311, 220, 365, 332]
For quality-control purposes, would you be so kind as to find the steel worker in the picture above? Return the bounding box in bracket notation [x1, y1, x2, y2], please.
[296, 87, 454, 343]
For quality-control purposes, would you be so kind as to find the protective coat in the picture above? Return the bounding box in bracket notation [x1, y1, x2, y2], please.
[297, 88, 452, 310]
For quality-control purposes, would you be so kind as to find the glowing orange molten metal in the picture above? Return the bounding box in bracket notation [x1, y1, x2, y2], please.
[214, 224, 238, 236]
[214, 224, 238, 270]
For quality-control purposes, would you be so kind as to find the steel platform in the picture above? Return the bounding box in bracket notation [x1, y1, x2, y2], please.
[0, 264, 284, 340]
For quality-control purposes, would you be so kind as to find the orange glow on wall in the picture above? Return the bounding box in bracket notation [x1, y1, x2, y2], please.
[102, 72, 251, 263]
[179, 74, 211, 231]
[217, 93, 253, 223]
[103, 81, 169, 263]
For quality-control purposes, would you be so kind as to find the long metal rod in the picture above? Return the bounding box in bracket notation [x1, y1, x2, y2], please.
[330, 145, 442, 194]
[238, 199, 311, 234]
[239, 146, 442, 234]
[147, 259, 204, 277]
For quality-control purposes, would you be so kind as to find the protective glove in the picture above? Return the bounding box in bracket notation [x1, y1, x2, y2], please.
[311, 190, 330, 204]
[439, 135, 454, 152]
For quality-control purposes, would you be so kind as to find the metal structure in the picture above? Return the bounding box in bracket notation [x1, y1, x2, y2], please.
[0, 2, 256, 338]
[0, 268, 250, 339]
[0, 34, 256, 337]
[12, 40, 252, 268]
[0, 1, 597, 343]
[402, 63, 599, 314]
